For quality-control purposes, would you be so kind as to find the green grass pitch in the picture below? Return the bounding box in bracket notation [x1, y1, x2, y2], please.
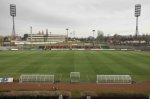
[0, 50, 150, 82]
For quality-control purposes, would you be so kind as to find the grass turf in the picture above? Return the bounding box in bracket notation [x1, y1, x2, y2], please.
[0, 50, 150, 82]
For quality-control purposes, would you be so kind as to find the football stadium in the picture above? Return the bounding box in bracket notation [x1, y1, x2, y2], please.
[1, 0, 150, 99]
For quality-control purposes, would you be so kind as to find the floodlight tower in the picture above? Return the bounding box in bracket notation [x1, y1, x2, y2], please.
[135, 4, 141, 39]
[10, 4, 16, 40]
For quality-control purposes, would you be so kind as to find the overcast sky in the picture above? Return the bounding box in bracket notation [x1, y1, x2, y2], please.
[0, 0, 150, 37]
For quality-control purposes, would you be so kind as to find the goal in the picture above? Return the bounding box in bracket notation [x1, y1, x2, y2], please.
[70, 72, 80, 83]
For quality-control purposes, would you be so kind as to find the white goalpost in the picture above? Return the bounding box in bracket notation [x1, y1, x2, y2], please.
[70, 72, 80, 83]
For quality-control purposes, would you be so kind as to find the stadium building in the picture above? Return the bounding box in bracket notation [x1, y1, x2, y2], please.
[27, 33, 66, 44]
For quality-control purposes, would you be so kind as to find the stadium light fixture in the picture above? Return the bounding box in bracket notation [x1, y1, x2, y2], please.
[135, 4, 141, 38]
[10, 4, 16, 40]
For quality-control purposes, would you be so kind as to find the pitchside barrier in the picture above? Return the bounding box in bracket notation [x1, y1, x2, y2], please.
[20, 74, 54, 83]
[0, 78, 13, 83]
[96, 75, 132, 84]
[70, 72, 80, 83]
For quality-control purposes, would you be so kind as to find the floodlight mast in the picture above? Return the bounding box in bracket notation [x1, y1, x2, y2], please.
[10, 4, 16, 40]
[135, 4, 141, 39]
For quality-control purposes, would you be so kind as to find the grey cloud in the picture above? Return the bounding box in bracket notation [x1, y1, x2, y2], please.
[0, 0, 150, 37]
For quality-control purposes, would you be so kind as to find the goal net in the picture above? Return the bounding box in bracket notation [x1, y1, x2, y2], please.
[70, 72, 80, 83]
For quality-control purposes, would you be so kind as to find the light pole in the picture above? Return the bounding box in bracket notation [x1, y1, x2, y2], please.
[30, 26, 33, 49]
[30, 26, 32, 42]
[92, 30, 95, 46]
[135, 4, 141, 39]
[66, 28, 69, 42]
[10, 4, 16, 40]
[92, 30, 95, 39]
[49, 32, 52, 50]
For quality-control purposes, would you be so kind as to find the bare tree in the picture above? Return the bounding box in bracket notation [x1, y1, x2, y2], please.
[96, 30, 104, 43]
[0, 36, 4, 46]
